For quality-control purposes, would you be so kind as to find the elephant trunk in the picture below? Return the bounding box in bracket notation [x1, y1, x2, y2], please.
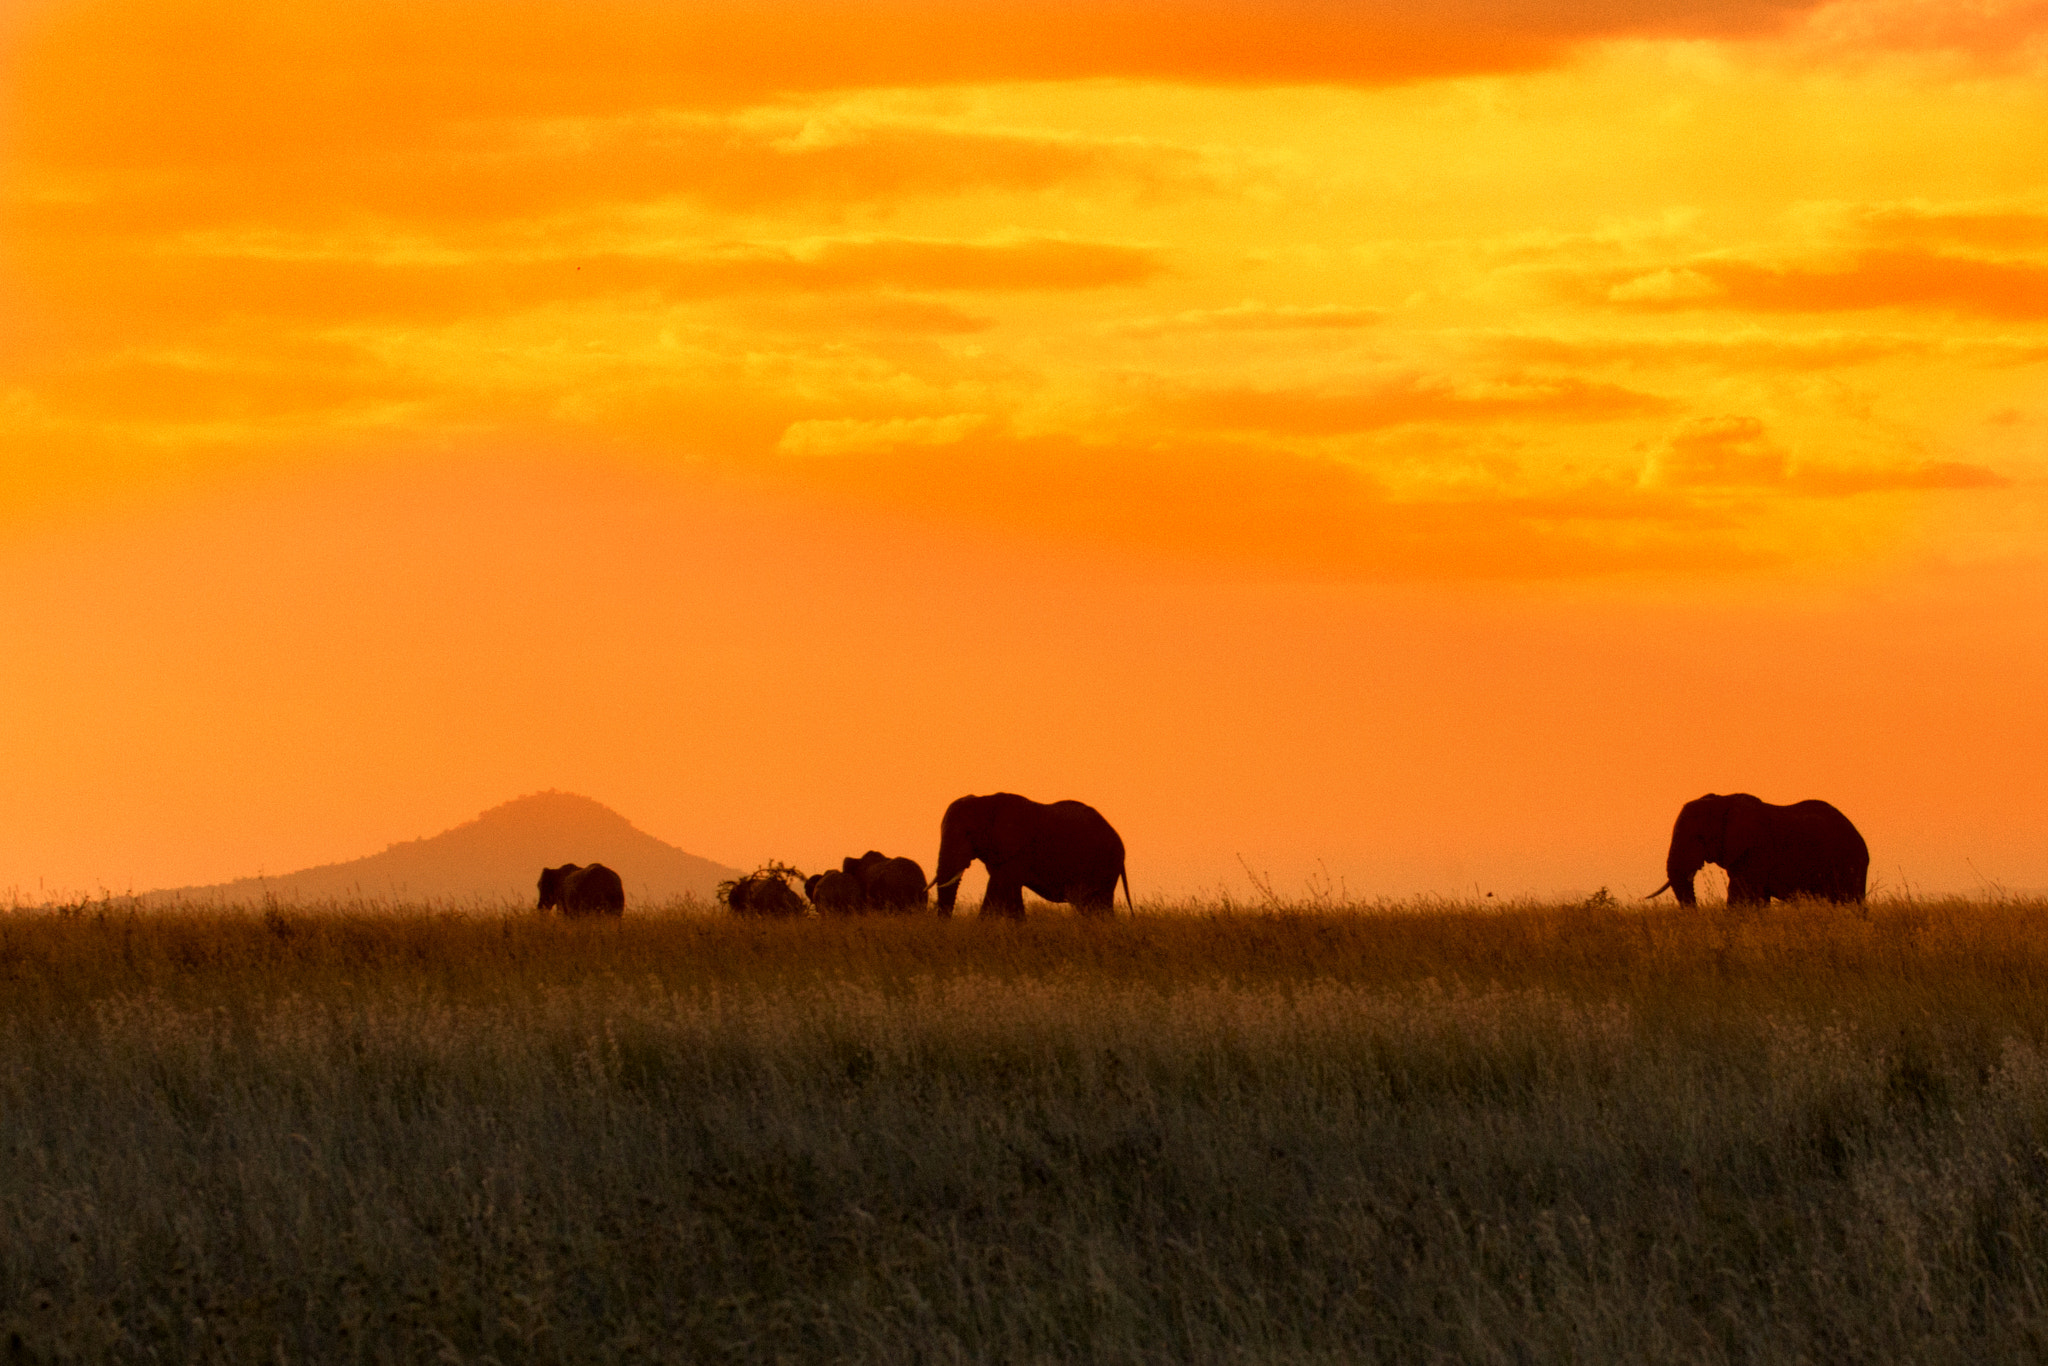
[933, 827, 973, 917]
[1666, 851, 1702, 907]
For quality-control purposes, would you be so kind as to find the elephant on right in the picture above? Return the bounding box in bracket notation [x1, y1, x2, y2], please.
[933, 792, 1131, 919]
[1648, 793, 1868, 906]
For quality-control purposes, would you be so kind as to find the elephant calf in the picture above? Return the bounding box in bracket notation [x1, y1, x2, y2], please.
[803, 853, 930, 914]
[537, 863, 625, 917]
[803, 869, 865, 915]
[844, 851, 928, 913]
[725, 875, 806, 917]
[1649, 792, 1869, 906]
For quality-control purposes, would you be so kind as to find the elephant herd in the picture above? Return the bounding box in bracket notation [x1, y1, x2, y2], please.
[535, 789, 1872, 919]
[726, 850, 931, 917]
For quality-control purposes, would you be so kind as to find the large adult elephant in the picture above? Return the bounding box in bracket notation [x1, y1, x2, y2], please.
[537, 862, 626, 916]
[933, 793, 1131, 919]
[845, 851, 928, 913]
[1646, 793, 1868, 906]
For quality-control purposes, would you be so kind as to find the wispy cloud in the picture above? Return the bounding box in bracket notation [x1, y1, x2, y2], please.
[1642, 414, 2009, 494]
[768, 428, 1797, 579]
[1483, 329, 1936, 371]
[11, 0, 1834, 172]
[778, 412, 990, 456]
[1798, 198, 2048, 251]
[18, 235, 1166, 327]
[1165, 375, 1672, 437]
[1111, 302, 1383, 337]
[1598, 248, 2048, 319]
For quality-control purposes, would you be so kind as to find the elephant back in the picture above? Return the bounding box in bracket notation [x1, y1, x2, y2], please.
[562, 862, 626, 916]
[863, 856, 928, 913]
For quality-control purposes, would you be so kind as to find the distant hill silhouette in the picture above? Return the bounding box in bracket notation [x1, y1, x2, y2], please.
[152, 792, 738, 906]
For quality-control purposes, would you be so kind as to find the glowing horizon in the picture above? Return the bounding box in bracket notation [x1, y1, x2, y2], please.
[3, 0, 2044, 900]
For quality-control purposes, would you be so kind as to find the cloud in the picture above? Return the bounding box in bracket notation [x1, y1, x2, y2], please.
[10, 115, 1201, 237]
[778, 413, 990, 456]
[776, 428, 1782, 580]
[1786, 459, 2013, 494]
[11, 0, 1831, 179]
[1111, 302, 1384, 337]
[750, 297, 997, 334]
[17, 235, 1165, 326]
[1643, 414, 2009, 494]
[1797, 0, 2048, 63]
[1644, 415, 1789, 486]
[1486, 329, 1935, 370]
[1599, 248, 2048, 319]
[1807, 198, 2048, 252]
[1166, 374, 1672, 436]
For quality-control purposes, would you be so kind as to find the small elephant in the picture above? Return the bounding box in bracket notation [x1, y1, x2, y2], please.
[804, 869, 866, 915]
[844, 851, 928, 913]
[537, 863, 626, 917]
[1647, 792, 1869, 906]
[933, 793, 1130, 919]
[726, 875, 806, 917]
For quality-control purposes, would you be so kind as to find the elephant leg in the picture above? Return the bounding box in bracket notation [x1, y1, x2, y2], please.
[1726, 872, 1767, 907]
[981, 870, 1027, 919]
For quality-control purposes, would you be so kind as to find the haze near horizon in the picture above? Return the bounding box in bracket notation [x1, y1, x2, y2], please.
[3, 0, 2044, 900]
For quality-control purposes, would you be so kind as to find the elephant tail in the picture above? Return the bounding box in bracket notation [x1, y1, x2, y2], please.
[1643, 880, 1673, 901]
[1120, 867, 1133, 913]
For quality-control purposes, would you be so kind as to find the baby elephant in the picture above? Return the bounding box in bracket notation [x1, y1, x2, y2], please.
[538, 863, 625, 917]
[844, 851, 928, 914]
[803, 868, 866, 915]
[726, 875, 806, 917]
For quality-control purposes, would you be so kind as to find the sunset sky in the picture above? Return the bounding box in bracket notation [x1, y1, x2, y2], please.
[3, 0, 2045, 901]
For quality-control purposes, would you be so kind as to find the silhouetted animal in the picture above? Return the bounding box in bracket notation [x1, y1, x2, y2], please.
[727, 875, 805, 917]
[844, 851, 928, 913]
[803, 868, 865, 915]
[933, 793, 1130, 919]
[1646, 793, 1868, 906]
[537, 862, 625, 917]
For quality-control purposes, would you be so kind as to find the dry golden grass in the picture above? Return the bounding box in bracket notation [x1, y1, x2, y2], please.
[7, 895, 2048, 1362]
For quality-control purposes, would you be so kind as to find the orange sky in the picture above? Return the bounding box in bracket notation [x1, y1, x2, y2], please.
[3, 0, 2045, 900]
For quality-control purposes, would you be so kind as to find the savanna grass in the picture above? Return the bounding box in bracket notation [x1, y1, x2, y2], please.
[7, 895, 2048, 1363]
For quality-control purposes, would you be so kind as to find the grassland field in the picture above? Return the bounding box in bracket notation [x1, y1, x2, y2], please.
[8, 893, 2048, 1364]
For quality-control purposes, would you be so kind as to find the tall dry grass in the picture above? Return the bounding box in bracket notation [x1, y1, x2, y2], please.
[6, 896, 2048, 1362]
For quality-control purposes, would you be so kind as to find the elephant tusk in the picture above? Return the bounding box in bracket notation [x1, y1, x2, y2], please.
[928, 871, 966, 892]
[1643, 880, 1672, 901]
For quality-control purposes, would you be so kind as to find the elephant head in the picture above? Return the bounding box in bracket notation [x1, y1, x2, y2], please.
[1653, 793, 1764, 906]
[537, 863, 580, 911]
[933, 798, 1000, 915]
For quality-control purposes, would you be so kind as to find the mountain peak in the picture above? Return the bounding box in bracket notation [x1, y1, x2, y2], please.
[156, 792, 738, 905]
